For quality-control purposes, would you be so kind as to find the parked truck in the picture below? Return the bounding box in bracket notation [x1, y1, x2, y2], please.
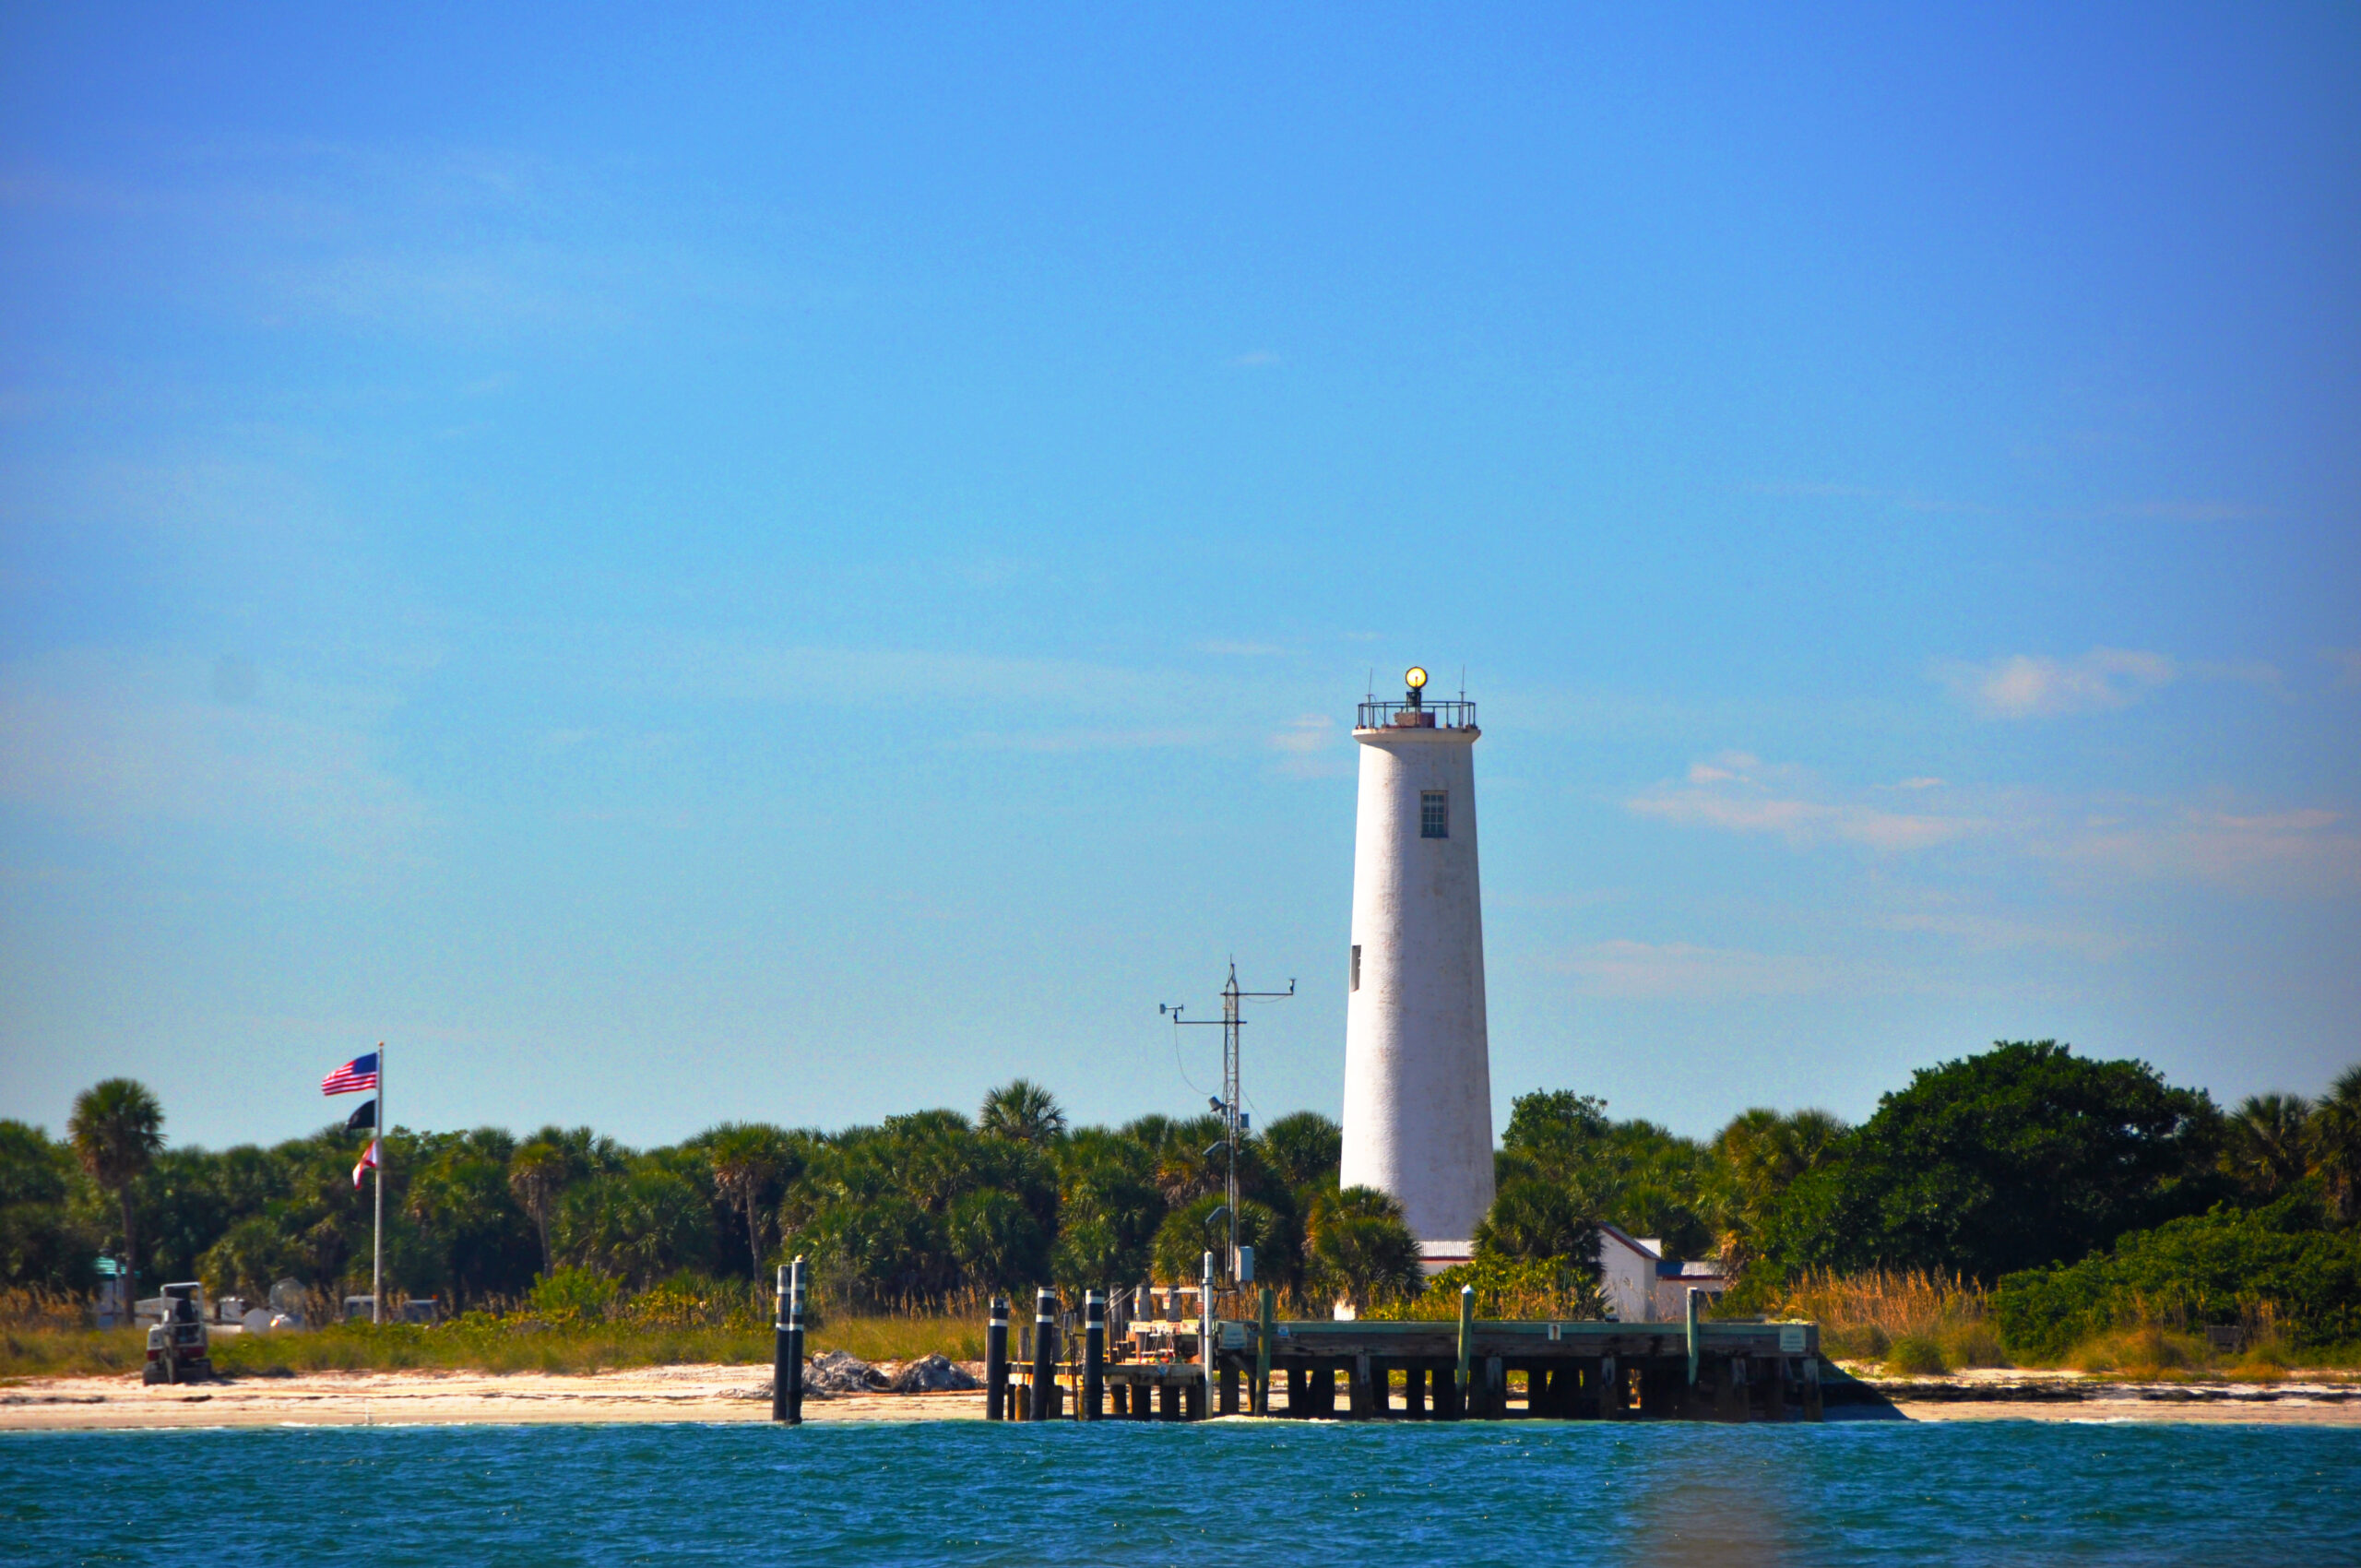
[142, 1282, 214, 1384]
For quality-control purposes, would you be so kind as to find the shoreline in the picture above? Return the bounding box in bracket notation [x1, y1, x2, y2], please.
[6, 1363, 2361, 1431]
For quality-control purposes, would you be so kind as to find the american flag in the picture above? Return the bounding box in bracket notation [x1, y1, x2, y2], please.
[322, 1051, 379, 1096]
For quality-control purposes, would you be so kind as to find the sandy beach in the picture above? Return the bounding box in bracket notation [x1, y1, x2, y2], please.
[6, 1362, 2358, 1431]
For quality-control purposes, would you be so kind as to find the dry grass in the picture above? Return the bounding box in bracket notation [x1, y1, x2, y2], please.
[1762, 1268, 2001, 1375]
[0, 1303, 989, 1382]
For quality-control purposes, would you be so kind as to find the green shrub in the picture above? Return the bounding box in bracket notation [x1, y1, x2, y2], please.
[1884, 1335, 1947, 1375]
[1940, 1321, 2008, 1368]
[1993, 1188, 2361, 1361]
[528, 1266, 621, 1320]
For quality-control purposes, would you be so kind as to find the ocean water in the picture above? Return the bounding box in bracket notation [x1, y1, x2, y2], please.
[5, 1419, 2358, 1566]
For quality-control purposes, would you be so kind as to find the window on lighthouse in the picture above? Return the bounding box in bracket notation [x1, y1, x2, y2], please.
[1420, 790, 1449, 838]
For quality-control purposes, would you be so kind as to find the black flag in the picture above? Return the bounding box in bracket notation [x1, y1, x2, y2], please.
[345, 1099, 376, 1133]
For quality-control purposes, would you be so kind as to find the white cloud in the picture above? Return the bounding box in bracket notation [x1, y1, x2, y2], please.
[1230, 350, 1282, 367]
[1938, 647, 2176, 719]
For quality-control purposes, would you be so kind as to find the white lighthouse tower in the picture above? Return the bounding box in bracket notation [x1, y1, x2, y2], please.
[1339, 667, 1495, 1259]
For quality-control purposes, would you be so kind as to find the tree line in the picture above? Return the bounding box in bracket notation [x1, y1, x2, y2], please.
[6, 1042, 2356, 1334]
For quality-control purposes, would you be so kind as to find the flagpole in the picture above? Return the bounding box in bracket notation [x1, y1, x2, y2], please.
[373, 1041, 385, 1326]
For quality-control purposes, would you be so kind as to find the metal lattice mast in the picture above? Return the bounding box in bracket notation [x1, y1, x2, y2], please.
[1163, 961, 1294, 1291]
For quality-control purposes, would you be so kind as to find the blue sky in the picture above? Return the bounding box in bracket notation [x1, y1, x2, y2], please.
[3, 4, 2356, 1151]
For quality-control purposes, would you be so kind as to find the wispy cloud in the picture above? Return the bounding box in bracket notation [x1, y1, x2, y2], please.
[1198, 640, 1291, 657]
[1269, 714, 1347, 778]
[0, 648, 425, 862]
[1936, 647, 2176, 719]
[2059, 805, 2360, 897]
[1628, 752, 1975, 852]
[1229, 350, 1282, 367]
[1547, 939, 1877, 999]
[2324, 647, 2361, 689]
[961, 727, 1214, 754]
[1878, 909, 2130, 961]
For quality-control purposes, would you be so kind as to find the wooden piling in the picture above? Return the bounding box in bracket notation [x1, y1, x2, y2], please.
[1803, 1355, 1823, 1422]
[1029, 1288, 1057, 1422]
[1219, 1365, 1240, 1415]
[1484, 1356, 1504, 1420]
[1311, 1361, 1336, 1419]
[1599, 1355, 1621, 1420]
[1454, 1285, 1475, 1411]
[1285, 1361, 1307, 1418]
[1081, 1290, 1105, 1421]
[1252, 1288, 1275, 1416]
[985, 1295, 1009, 1421]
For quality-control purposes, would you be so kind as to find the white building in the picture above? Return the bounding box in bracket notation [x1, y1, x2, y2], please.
[1597, 1223, 1734, 1323]
[1339, 669, 1496, 1256]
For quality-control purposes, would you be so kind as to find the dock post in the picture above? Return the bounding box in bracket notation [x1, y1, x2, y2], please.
[985, 1295, 1009, 1420]
[1483, 1356, 1503, 1420]
[1599, 1356, 1620, 1420]
[1199, 1252, 1216, 1420]
[1310, 1361, 1335, 1419]
[1405, 1362, 1427, 1418]
[1346, 1352, 1370, 1420]
[1029, 1288, 1058, 1422]
[1686, 1287, 1703, 1387]
[1082, 1290, 1105, 1421]
[1454, 1284, 1475, 1414]
[1286, 1361, 1307, 1418]
[1803, 1355, 1823, 1422]
[1252, 1287, 1275, 1416]
[770, 1261, 802, 1424]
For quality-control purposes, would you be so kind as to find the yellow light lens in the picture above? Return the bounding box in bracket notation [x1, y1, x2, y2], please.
[1405, 667, 1429, 689]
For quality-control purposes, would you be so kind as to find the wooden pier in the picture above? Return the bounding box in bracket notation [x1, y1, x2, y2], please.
[982, 1288, 1825, 1424]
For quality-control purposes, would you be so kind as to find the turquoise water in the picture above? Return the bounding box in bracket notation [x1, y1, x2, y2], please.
[5, 1420, 2358, 1565]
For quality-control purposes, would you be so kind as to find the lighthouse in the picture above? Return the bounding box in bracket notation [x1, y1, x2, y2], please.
[1338, 667, 1495, 1258]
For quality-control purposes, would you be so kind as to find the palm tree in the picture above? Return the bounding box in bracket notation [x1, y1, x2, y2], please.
[2310, 1065, 2361, 1222]
[1306, 1184, 1423, 1313]
[979, 1079, 1067, 1146]
[508, 1139, 573, 1277]
[68, 1078, 165, 1298]
[2225, 1092, 2313, 1197]
[705, 1123, 789, 1288]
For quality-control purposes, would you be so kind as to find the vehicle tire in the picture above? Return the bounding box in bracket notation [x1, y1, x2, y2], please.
[142, 1360, 164, 1385]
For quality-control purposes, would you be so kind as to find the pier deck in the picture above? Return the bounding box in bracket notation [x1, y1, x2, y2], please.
[995, 1302, 1824, 1423]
